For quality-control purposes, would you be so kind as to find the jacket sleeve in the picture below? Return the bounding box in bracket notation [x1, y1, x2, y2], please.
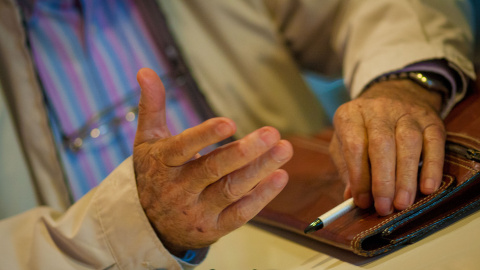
[334, 0, 476, 98]
[265, 0, 476, 97]
[0, 157, 200, 270]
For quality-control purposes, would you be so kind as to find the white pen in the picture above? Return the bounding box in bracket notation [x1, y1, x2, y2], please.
[304, 197, 356, 234]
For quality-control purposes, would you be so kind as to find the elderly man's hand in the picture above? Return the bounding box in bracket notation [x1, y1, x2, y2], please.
[329, 79, 445, 216]
[132, 68, 292, 256]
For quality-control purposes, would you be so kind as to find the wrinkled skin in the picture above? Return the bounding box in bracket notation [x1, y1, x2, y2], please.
[133, 68, 293, 256]
[330, 80, 445, 216]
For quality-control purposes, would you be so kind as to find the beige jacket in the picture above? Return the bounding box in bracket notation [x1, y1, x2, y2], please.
[0, 0, 475, 269]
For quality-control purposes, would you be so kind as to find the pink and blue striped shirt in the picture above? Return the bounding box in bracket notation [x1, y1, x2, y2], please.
[24, 0, 206, 201]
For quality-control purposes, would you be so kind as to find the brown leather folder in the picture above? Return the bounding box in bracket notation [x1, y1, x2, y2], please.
[255, 81, 480, 257]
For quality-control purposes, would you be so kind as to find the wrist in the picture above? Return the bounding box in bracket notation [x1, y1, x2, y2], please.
[365, 71, 450, 113]
[363, 79, 443, 113]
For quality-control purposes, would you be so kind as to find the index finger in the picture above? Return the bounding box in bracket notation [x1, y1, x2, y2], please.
[154, 117, 237, 166]
[333, 104, 371, 209]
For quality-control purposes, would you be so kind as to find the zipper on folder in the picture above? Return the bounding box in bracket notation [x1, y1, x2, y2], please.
[446, 142, 480, 162]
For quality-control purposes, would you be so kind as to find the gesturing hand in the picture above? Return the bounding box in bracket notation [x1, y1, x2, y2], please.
[133, 68, 293, 256]
[329, 79, 445, 216]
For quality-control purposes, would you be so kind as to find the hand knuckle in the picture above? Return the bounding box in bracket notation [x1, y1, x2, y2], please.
[424, 124, 446, 140]
[333, 104, 349, 121]
[368, 134, 391, 149]
[396, 182, 416, 193]
[374, 179, 394, 191]
[397, 127, 422, 144]
[348, 173, 366, 187]
[137, 102, 149, 116]
[423, 158, 443, 168]
[221, 175, 241, 202]
[236, 139, 252, 158]
[203, 155, 222, 179]
[344, 137, 365, 156]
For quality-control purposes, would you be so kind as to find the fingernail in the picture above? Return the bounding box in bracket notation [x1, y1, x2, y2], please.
[271, 143, 291, 162]
[259, 128, 276, 146]
[215, 122, 232, 136]
[422, 178, 436, 194]
[272, 171, 288, 188]
[375, 197, 393, 216]
[395, 189, 412, 210]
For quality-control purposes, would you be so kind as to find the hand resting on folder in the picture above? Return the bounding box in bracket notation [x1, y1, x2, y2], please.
[330, 79, 444, 216]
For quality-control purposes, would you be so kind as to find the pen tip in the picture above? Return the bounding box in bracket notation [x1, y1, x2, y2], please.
[304, 218, 324, 234]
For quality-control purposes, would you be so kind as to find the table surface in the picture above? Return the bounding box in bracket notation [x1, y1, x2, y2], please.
[198, 209, 480, 270]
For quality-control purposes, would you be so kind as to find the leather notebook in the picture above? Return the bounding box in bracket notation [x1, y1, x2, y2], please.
[254, 81, 480, 257]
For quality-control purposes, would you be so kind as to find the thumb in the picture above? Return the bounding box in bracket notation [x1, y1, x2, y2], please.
[134, 68, 171, 146]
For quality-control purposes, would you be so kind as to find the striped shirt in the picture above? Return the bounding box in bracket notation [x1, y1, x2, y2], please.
[25, 0, 206, 200]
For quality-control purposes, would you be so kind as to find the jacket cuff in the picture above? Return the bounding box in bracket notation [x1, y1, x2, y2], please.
[94, 157, 201, 269]
[361, 59, 472, 119]
[347, 42, 475, 102]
